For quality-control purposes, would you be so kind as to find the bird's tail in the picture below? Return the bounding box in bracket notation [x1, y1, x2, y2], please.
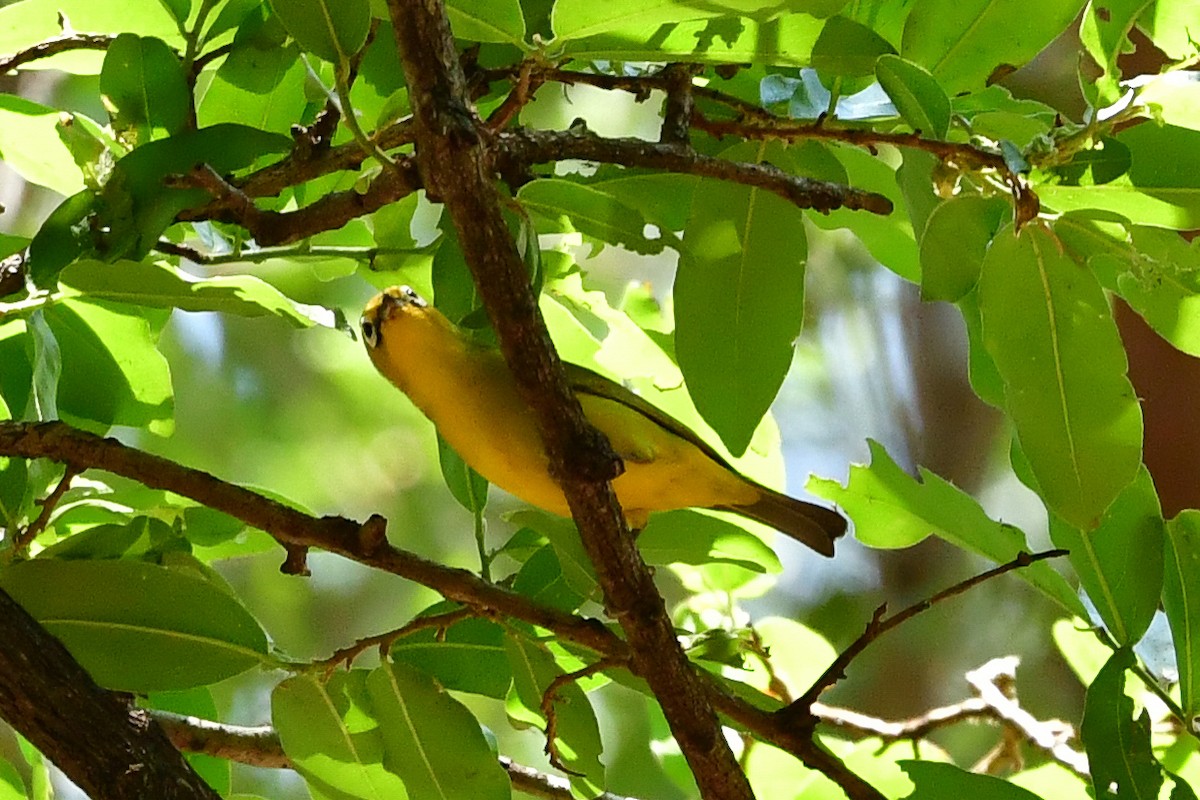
[717, 486, 847, 557]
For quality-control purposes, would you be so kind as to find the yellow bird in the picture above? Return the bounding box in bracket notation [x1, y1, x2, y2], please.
[361, 286, 846, 556]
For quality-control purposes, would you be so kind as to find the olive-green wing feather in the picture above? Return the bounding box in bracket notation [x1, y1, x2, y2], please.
[563, 362, 737, 471]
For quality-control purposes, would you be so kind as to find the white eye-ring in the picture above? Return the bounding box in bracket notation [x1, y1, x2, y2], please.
[361, 317, 379, 348]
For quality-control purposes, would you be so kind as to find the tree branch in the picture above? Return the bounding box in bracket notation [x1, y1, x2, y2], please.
[0, 422, 621, 657]
[0, 32, 115, 73]
[0, 586, 221, 799]
[497, 129, 892, 214]
[386, 2, 757, 798]
[0, 420, 894, 797]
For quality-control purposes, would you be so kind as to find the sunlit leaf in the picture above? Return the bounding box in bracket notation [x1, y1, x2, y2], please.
[1048, 466, 1163, 646]
[366, 662, 511, 800]
[1082, 649, 1164, 800]
[1165, 512, 1200, 723]
[267, 0, 370, 63]
[810, 439, 1084, 615]
[979, 224, 1141, 529]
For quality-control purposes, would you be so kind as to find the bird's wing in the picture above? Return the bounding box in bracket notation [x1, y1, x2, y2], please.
[564, 362, 737, 471]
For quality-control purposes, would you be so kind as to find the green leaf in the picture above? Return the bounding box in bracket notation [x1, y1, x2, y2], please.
[518, 178, 670, 256]
[811, 15, 895, 82]
[504, 633, 605, 796]
[0, 391, 26, 530]
[743, 617, 835, 695]
[637, 509, 783, 573]
[59, 260, 337, 328]
[0, 756, 26, 800]
[1052, 617, 1115, 686]
[1165, 511, 1200, 724]
[675, 140, 807, 455]
[1049, 466, 1163, 646]
[198, 41, 308, 133]
[26, 310, 61, 422]
[1136, 0, 1200, 60]
[591, 173, 697, 233]
[267, 0, 370, 63]
[1136, 73, 1200, 133]
[27, 190, 95, 288]
[1082, 648, 1164, 800]
[447, 0, 526, 46]
[920, 196, 1010, 301]
[0, 559, 269, 691]
[0, 95, 87, 196]
[510, 510, 599, 604]
[41, 298, 173, 435]
[900, 761, 1045, 800]
[1039, 124, 1200, 230]
[97, 124, 292, 261]
[809, 439, 1084, 615]
[158, 0, 191, 24]
[808, 143, 920, 281]
[557, 13, 825, 65]
[273, 671, 411, 800]
[1078, 0, 1154, 109]
[979, 224, 1142, 530]
[901, 0, 1087, 95]
[551, 0, 744, 41]
[876, 54, 950, 139]
[99, 34, 189, 144]
[1092, 225, 1200, 357]
[511, 543, 589, 612]
[366, 662, 511, 800]
[390, 614, 512, 699]
[436, 433, 489, 514]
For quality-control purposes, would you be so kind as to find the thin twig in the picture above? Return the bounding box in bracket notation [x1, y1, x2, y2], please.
[317, 607, 474, 674]
[539, 659, 619, 774]
[784, 549, 1069, 717]
[12, 465, 80, 554]
[152, 240, 420, 266]
[0, 32, 115, 73]
[486, 59, 540, 130]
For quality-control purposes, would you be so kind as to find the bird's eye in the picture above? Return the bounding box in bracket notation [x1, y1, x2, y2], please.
[361, 318, 379, 348]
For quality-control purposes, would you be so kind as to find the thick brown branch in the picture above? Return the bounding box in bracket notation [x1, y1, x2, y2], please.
[174, 158, 423, 246]
[498, 129, 892, 215]
[491, 64, 1007, 173]
[0, 422, 620, 657]
[0, 586, 221, 799]
[387, 2, 756, 799]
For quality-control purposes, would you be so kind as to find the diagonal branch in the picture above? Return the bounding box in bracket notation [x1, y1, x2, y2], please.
[386, 2, 757, 798]
[0, 421, 620, 657]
